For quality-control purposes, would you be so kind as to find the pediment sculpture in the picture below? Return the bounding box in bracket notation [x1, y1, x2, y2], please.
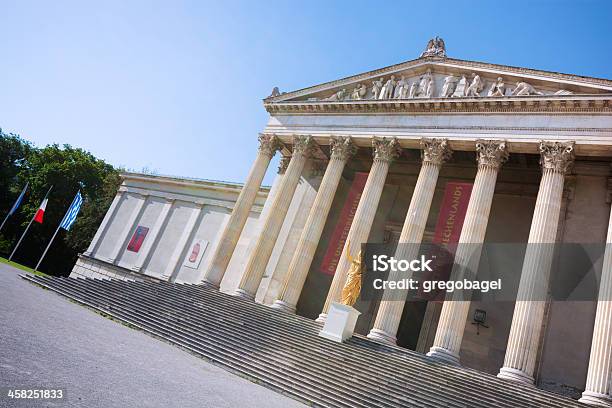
[312, 74, 570, 102]
[267, 39, 600, 103]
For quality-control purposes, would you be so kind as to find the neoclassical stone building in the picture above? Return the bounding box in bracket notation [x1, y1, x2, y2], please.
[78, 39, 612, 402]
[202, 40, 612, 402]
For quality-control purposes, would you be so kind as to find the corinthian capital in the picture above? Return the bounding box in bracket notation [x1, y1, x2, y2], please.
[539, 141, 575, 174]
[421, 138, 452, 166]
[475, 139, 509, 169]
[258, 133, 282, 157]
[372, 137, 401, 163]
[330, 136, 357, 161]
[292, 135, 316, 158]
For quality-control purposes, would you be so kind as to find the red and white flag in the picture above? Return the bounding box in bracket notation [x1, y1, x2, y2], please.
[34, 197, 49, 223]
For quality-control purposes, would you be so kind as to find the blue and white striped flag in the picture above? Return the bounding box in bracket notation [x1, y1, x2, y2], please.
[59, 191, 83, 231]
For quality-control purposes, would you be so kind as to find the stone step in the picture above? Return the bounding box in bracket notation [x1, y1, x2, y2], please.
[76, 278, 543, 408]
[29, 277, 428, 408]
[22, 275, 585, 408]
[100, 278, 578, 408]
[40, 276, 512, 408]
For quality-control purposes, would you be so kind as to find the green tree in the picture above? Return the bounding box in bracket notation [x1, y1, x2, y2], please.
[0, 130, 33, 253]
[0, 134, 120, 276]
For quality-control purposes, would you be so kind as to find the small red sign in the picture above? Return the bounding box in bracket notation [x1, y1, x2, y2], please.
[127, 226, 149, 253]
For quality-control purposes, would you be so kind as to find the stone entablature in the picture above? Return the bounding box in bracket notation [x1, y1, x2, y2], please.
[120, 172, 270, 212]
[259, 132, 611, 158]
[265, 94, 612, 115]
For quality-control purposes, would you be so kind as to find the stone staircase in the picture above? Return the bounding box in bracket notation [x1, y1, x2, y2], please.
[22, 275, 586, 408]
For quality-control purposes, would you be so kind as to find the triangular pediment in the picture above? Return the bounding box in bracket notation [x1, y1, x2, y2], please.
[265, 57, 612, 104]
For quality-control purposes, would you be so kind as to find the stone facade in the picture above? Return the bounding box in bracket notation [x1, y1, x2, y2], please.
[70, 173, 271, 291]
[76, 40, 612, 403]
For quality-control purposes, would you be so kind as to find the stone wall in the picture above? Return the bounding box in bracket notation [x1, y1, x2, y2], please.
[70, 173, 269, 288]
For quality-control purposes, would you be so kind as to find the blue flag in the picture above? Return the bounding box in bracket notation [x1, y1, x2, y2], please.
[8, 183, 28, 216]
[59, 191, 83, 231]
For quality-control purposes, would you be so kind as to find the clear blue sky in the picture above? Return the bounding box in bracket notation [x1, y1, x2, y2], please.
[2, 0, 611, 185]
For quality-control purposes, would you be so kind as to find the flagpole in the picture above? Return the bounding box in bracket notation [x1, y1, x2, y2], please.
[35, 190, 81, 272]
[0, 212, 10, 234]
[8, 185, 53, 262]
[35, 223, 61, 272]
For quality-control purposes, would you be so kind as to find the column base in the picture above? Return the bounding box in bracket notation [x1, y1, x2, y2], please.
[315, 313, 327, 323]
[232, 288, 255, 301]
[270, 300, 296, 313]
[201, 279, 220, 290]
[366, 328, 397, 345]
[579, 391, 612, 406]
[497, 367, 535, 385]
[426, 346, 461, 365]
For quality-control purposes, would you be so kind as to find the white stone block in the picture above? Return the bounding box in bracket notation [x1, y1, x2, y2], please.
[318, 302, 361, 343]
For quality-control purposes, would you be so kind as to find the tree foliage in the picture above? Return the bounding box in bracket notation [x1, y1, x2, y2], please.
[0, 129, 120, 275]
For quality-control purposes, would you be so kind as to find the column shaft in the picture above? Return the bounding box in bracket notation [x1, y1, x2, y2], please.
[273, 136, 356, 312]
[203, 134, 280, 287]
[427, 139, 508, 364]
[368, 138, 451, 343]
[235, 136, 314, 299]
[498, 141, 575, 384]
[318, 137, 401, 321]
[581, 204, 612, 406]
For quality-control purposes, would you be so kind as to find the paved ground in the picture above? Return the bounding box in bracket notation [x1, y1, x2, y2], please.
[0, 264, 304, 408]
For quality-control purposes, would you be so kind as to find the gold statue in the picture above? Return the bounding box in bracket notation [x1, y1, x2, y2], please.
[341, 241, 363, 307]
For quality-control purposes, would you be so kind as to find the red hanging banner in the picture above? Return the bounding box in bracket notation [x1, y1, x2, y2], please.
[423, 181, 473, 301]
[319, 172, 369, 275]
[432, 181, 473, 247]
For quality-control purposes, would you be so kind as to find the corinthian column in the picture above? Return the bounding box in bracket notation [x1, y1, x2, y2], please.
[234, 135, 315, 299]
[368, 138, 452, 343]
[580, 202, 612, 407]
[317, 137, 401, 322]
[498, 141, 575, 384]
[581, 200, 612, 406]
[202, 134, 281, 287]
[272, 136, 357, 312]
[427, 139, 508, 364]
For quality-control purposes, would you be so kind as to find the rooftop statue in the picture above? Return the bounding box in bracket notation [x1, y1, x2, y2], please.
[420, 36, 446, 58]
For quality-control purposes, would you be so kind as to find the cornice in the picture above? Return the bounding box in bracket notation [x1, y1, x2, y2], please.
[265, 94, 612, 115]
[121, 173, 270, 197]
